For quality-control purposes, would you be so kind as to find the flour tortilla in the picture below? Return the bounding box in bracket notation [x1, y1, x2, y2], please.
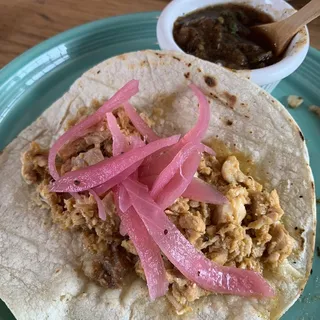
[0, 50, 315, 320]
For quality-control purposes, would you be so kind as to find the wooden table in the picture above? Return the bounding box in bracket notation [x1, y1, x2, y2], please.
[0, 0, 319, 68]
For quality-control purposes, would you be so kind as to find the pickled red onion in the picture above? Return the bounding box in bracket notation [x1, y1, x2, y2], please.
[140, 83, 211, 178]
[155, 150, 201, 210]
[124, 102, 159, 142]
[118, 181, 131, 212]
[51, 135, 180, 192]
[140, 174, 227, 205]
[89, 189, 107, 221]
[114, 186, 169, 300]
[123, 179, 274, 298]
[183, 177, 228, 205]
[203, 145, 215, 155]
[182, 83, 210, 143]
[48, 80, 139, 180]
[150, 142, 200, 199]
[106, 113, 127, 156]
[93, 129, 145, 196]
[93, 161, 142, 195]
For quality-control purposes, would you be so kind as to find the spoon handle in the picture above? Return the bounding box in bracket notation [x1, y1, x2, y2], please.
[285, 0, 320, 35]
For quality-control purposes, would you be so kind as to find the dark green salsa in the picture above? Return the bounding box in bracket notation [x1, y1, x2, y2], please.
[173, 3, 280, 70]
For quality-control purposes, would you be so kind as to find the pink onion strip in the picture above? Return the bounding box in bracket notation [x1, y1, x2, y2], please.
[89, 189, 106, 221]
[51, 135, 180, 193]
[118, 181, 131, 213]
[124, 102, 159, 142]
[183, 177, 228, 205]
[93, 161, 142, 195]
[140, 83, 211, 178]
[182, 83, 210, 143]
[150, 142, 201, 199]
[123, 178, 274, 298]
[106, 113, 127, 156]
[203, 145, 215, 155]
[48, 79, 139, 180]
[140, 175, 227, 205]
[114, 186, 169, 300]
[93, 128, 146, 196]
[155, 150, 201, 210]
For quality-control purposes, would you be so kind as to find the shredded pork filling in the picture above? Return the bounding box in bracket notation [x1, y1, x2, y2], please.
[21, 105, 293, 314]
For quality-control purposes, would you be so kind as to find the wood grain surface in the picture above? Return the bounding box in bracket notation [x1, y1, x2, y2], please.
[0, 0, 319, 68]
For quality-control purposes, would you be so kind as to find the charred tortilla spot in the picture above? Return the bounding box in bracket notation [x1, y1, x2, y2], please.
[184, 72, 190, 79]
[164, 229, 168, 235]
[299, 130, 305, 141]
[224, 92, 237, 108]
[226, 120, 233, 126]
[299, 195, 303, 198]
[173, 56, 181, 61]
[187, 63, 192, 67]
[245, 115, 250, 118]
[294, 227, 305, 250]
[197, 68, 201, 72]
[140, 60, 148, 67]
[204, 76, 216, 87]
[97, 70, 101, 74]
[74, 179, 81, 186]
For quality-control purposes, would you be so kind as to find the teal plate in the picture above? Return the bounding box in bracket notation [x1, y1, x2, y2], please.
[0, 11, 319, 320]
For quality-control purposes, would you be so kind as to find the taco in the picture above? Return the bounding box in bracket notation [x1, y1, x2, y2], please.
[0, 50, 315, 320]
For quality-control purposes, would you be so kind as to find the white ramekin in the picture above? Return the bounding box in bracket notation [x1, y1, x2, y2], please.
[157, 0, 309, 93]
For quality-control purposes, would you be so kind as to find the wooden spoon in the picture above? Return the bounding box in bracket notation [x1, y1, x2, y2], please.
[251, 0, 320, 56]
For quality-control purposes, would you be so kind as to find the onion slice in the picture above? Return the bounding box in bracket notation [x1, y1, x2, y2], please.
[93, 124, 146, 196]
[182, 83, 210, 143]
[48, 80, 139, 180]
[140, 83, 211, 178]
[203, 145, 215, 155]
[183, 177, 228, 205]
[89, 189, 107, 221]
[124, 102, 159, 142]
[93, 161, 142, 196]
[118, 183, 132, 212]
[150, 142, 201, 199]
[106, 113, 127, 156]
[51, 135, 180, 192]
[114, 186, 169, 300]
[155, 150, 201, 210]
[140, 175, 227, 206]
[123, 178, 275, 298]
